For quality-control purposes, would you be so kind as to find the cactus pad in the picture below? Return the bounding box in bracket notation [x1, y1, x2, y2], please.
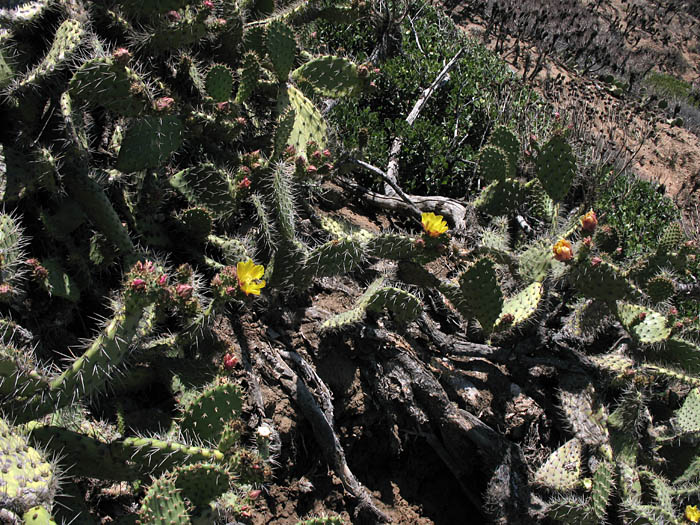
[138, 475, 190, 525]
[474, 178, 523, 216]
[278, 85, 327, 155]
[534, 438, 582, 491]
[458, 257, 503, 332]
[116, 116, 184, 173]
[487, 125, 519, 177]
[69, 57, 150, 117]
[180, 383, 244, 444]
[536, 134, 576, 202]
[494, 282, 542, 331]
[205, 64, 234, 102]
[267, 20, 296, 80]
[477, 145, 509, 183]
[292, 55, 362, 98]
[0, 418, 57, 514]
[676, 388, 700, 434]
[616, 303, 672, 344]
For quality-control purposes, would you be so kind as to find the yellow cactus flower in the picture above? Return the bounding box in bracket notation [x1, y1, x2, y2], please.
[552, 239, 573, 262]
[421, 212, 448, 238]
[686, 505, 700, 523]
[237, 259, 266, 296]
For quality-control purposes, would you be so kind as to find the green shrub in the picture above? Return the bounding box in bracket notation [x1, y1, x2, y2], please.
[312, 3, 534, 197]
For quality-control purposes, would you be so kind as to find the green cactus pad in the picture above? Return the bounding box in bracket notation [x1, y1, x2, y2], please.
[177, 208, 213, 242]
[518, 243, 552, 283]
[473, 178, 523, 217]
[267, 20, 296, 80]
[459, 257, 503, 333]
[565, 299, 610, 338]
[235, 51, 262, 103]
[319, 216, 373, 243]
[322, 279, 393, 331]
[593, 224, 619, 253]
[487, 126, 519, 176]
[116, 115, 183, 173]
[366, 286, 422, 323]
[205, 64, 234, 102]
[657, 222, 685, 254]
[591, 460, 614, 520]
[278, 85, 327, 156]
[12, 19, 84, 93]
[570, 259, 640, 303]
[138, 475, 190, 525]
[292, 55, 362, 98]
[179, 383, 244, 444]
[303, 238, 365, 279]
[559, 390, 608, 446]
[119, 0, 189, 18]
[536, 134, 576, 202]
[21, 506, 56, 525]
[170, 163, 236, 217]
[616, 303, 672, 344]
[477, 145, 509, 183]
[676, 388, 700, 434]
[41, 258, 80, 303]
[366, 233, 417, 260]
[524, 179, 555, 225]
[534, 438, 582, 491]
[69, 57, 150, 117]
[494, 282, 542, 331]
[645, 274, 675, 303]
[172, 462, 234, 510]
[0, 344, 47, 397]
[590, 351, 634, 376]
[0, 418, 57, 514]
[545, 497, 597, 525]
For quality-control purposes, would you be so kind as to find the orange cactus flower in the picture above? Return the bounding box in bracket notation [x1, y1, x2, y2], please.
[421, 212, 448, 238]
[552, 239, 574, 262]
[237, 259, 266, 296]
[580, 210, 598, 232]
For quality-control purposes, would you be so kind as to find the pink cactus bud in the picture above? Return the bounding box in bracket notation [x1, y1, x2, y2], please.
[203, 0, 214, 8]
[590, 256, 602, 266]
[310, 150, 322, 162]
[165, 10, 181, 21]
[225, 286, 237, 297]
[176, 283, 193, 299]
[501, 313, 515, 324]
[669, 307, 678, 315]
[238, 177, 251, 189]
[582, 236, 592, 247]
[414, 238, 426, 249]
[113, 47, 131, 65]
[130, 278, 147, 291]
[322, 149, 332, 158]
[216, 101, 229, 112]
[154, 97, 175, 112]
[223, 353, 238, 370]
[236, 117, 247, 126]
[306, 165, 317, 174]
[284, 145, 296, 157]
[0, 283, 13, 300]
[248, 489, 262, 500]
[158, 275, 168, 286]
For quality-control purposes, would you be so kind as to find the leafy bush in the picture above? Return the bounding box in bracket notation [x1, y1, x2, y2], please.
[312, 3, 535, 197]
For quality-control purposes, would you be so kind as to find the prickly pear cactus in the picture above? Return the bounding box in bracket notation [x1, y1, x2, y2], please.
[0, 418, 57, 515]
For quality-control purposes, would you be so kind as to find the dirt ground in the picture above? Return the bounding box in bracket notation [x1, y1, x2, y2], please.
[446, 0, 700, 230]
